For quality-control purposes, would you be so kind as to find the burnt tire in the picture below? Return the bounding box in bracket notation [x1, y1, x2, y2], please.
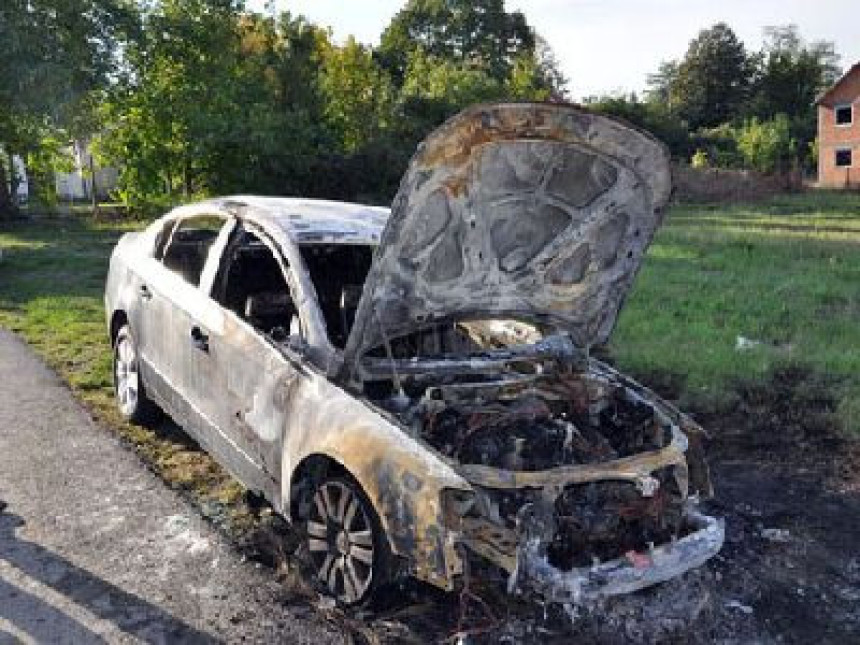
[303, 476, 391, 606]
[113, 324, 158, 424]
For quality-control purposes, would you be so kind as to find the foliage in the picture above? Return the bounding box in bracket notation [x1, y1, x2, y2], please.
[733, 114, 796, 174]
[0, 0, 134, 214]
[668, 23, 753, 130]
[377, 0, 535, 84]
[745, 26, 841, 171]
[82, 0, 565, 212]
[583, 93, 693, 159]
[319, 37, 394, 153]
[646, 22, 842, 173]
[748, 26, 841, 121]
[691, 149, 709, 169]
[2, 3, 845, 213]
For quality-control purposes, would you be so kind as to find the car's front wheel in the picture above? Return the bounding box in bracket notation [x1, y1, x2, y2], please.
[113, 324, 157, 424]
[305, 476, 390, 606]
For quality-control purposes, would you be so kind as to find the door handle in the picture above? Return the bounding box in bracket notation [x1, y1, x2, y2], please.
[138, 284, 153, 301]
[190, 325, 209, 352]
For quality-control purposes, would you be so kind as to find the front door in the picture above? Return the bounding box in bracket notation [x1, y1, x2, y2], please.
[207, 223, 306, 504]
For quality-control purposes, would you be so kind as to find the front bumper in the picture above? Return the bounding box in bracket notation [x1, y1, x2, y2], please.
[511, 506, 724, 603]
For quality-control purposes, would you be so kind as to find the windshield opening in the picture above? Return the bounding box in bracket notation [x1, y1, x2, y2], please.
[299, 243, 374, 348]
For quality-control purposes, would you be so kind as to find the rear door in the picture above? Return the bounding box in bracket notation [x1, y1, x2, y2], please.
[141, 214, 232, 445]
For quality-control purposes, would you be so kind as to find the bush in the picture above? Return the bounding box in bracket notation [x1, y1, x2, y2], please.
[734, 114, 796, 174]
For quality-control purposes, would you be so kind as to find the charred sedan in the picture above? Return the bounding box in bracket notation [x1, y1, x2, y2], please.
[105, 103, 723, 606]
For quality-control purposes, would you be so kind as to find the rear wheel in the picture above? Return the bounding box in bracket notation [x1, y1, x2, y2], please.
[305, 477, 390, 606]
[113, 325, 157, 424]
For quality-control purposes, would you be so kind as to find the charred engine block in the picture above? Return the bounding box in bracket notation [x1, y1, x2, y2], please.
[414, 378, 668, 472]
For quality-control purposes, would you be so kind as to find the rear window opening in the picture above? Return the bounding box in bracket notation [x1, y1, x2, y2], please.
[299, 243, 374, 348]
[160, 216, 225, 286]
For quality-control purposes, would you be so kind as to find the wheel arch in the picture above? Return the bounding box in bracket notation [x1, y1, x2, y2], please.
[288, 453, 350, 522]
[284, 440, 467, 591]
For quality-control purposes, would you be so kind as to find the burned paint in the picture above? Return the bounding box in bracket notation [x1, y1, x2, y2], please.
[342, 103, 673, 369]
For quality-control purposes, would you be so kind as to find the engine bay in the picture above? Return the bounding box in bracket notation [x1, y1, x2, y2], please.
[371, 360, 691, 572]
[379, 367, 672, 472]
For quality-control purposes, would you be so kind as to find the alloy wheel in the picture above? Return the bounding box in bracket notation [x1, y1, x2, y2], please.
[114, 333, 140, 417]
[307, 479, 376, 605]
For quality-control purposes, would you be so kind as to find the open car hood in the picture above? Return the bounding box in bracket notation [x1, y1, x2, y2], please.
[342, 103, 672, 371]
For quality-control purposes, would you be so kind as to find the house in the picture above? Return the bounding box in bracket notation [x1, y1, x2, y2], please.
[54, 140, 118, 201]
[9, 141, 118, 205]
[817, 63, 860, 189]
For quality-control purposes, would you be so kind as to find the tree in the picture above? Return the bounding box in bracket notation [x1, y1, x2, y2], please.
[646, 60, 679, 104]
[749, 26, 840, 121]
[584, 93, 692, 159]
[95, 0, 306, 207]
[0, 0, 132, 213]
[378, 0, 535, 85]
[746, 25, 840, 169]
[319, 37, 394, 154]
[669, 23, 752, 129]
[508, 37, 568, 101]
[734, 114, 796, 174]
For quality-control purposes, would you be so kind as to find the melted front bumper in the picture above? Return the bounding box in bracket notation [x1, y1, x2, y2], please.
[511, 506, 724, 602]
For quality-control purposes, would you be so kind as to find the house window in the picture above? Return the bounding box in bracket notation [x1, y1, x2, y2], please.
[835, 148, 852, 168]
[835, 104, 853, 126]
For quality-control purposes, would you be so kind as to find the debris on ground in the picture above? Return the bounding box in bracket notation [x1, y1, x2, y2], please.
[759, 527, 791, 543]
[726, 599, 754, 615]
[735, 335, 762, 351]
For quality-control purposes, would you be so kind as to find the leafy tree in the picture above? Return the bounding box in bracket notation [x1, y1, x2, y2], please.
[746, 25, 840, 170]
[584, 94, 693, 159]
[669, 23, 752, 129]
[0, 0, 132, 213]
[749, 26, 840, 121]
[378, 0, 535, 85]
[401, 50, 503, 106]
[646, 60, 679, 104]
[507, 37, 568, 101]
[319, 37, 394, 153]
[733, 114, 796, 174]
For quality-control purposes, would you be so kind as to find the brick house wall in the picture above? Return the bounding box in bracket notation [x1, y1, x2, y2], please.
[818, 63, 860, 189]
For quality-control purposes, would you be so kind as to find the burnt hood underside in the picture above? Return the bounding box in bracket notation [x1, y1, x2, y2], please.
[343, 103, 672, 369]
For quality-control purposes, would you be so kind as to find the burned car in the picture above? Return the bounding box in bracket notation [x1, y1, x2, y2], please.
[105, 102, 723, 606]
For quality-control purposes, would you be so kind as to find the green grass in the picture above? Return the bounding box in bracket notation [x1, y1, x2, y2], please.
[611, 191, 860, 432]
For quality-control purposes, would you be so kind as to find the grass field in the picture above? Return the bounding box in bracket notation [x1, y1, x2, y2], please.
[1, 191, 858, 499]
[611, 191, 860, 431]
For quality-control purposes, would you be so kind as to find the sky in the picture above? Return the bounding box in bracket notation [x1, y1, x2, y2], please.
[250, 0, 860, 100]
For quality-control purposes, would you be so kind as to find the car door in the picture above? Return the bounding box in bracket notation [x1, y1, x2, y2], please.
[141, 214, 233, 448]
[206, 222, 307, 503]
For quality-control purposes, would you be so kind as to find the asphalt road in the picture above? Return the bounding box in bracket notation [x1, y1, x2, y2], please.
[0, 329, 344, 644]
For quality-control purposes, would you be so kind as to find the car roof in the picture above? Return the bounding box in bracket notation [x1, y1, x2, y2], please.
[173, 195, 390, 245]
